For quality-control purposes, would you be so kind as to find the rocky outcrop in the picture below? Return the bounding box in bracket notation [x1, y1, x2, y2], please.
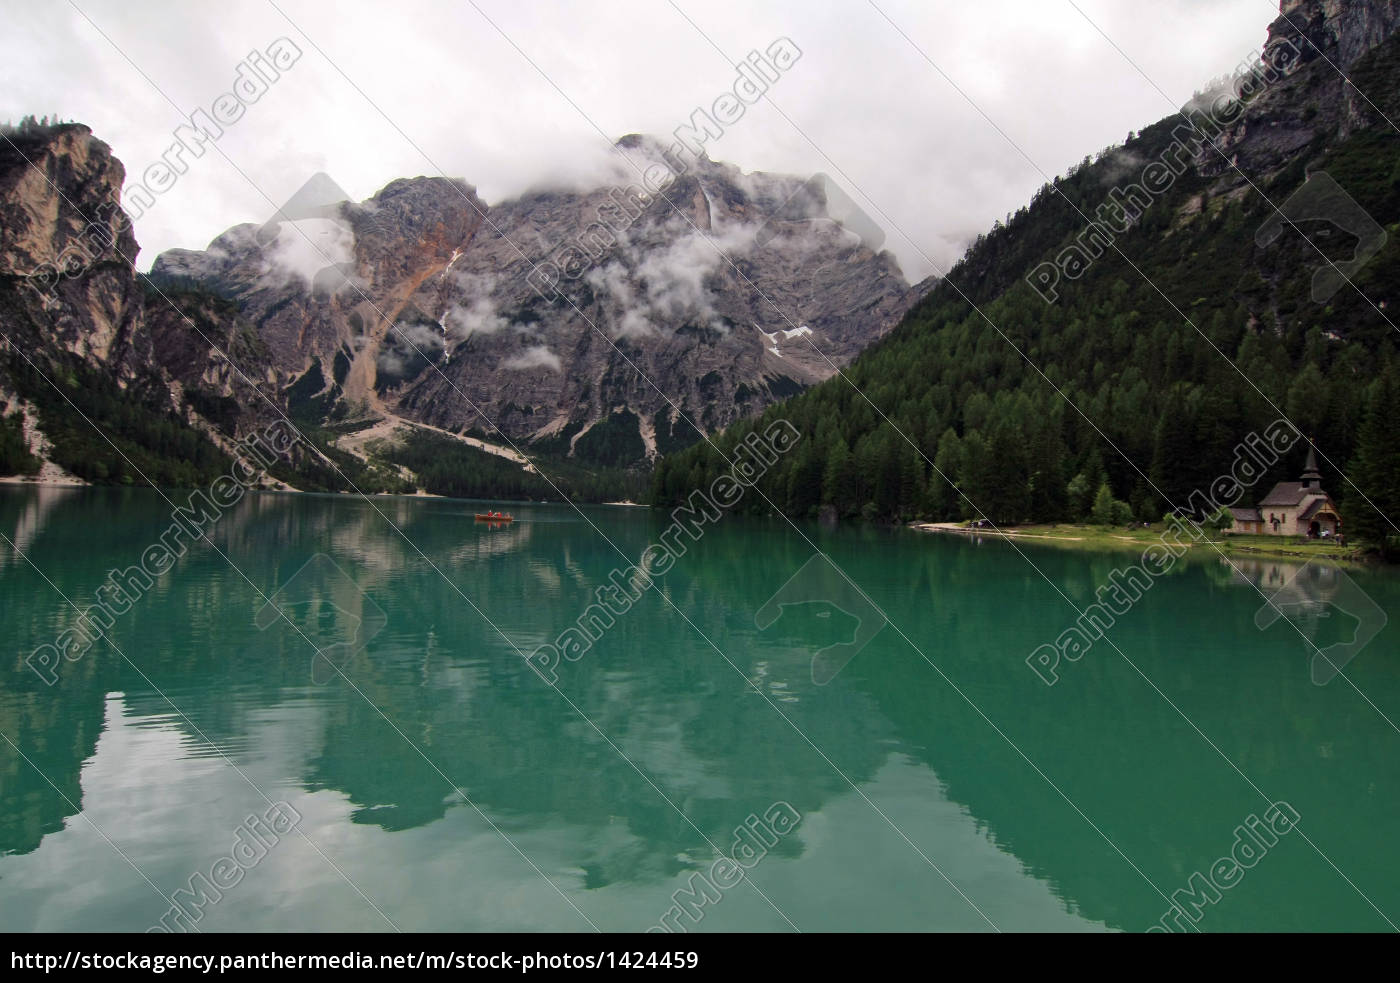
[152, 138, 925, 463]
[392, 148, 917, 447]
[0, 123, 145, 372]
[1199, 0, 1400, 175]
[153, 174, 489, 419]
[0, 122, 302, 483]
[0, 119, 923, 480]
[1278, 0, 1400, 70]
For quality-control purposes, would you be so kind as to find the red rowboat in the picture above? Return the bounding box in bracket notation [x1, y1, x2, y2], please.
[474, 512, 514, 522]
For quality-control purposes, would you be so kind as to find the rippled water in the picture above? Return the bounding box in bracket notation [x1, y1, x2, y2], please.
[1, 485, 1397, 932]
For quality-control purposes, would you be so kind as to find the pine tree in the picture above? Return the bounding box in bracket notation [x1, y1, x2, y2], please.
[899, 444, 924, 519]
[785, 446, 824, 518]
[1067, 449, 1106, 520]
[1347, 370, 1400, 556]
[930, 427, 963, 519]
[1150, 385, 1197, 511]
[958, 431, 990, 521]
[1091, 482, 1118, 526]
[984, 417, 1031, 524]
[1027, 410, 1068, 522]
[822, 438, 857, 516]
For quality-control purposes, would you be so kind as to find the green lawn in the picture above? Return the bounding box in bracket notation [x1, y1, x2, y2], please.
[915, 522, 1366, 565]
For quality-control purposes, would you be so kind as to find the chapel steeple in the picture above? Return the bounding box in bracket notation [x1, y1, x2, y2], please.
[1301, 441, 1322, 491]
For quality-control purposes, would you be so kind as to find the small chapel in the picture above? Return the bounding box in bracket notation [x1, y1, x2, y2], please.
[1228, 444, 1341, 538]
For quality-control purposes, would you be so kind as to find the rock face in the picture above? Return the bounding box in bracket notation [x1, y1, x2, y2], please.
[1278, 0, 1400, 69]
[0, 122, 293, 482]
[1201, 0, 1400, 175]
[0, 121, 922, 482]
[152, 138, 924, 462]
[0, 124, 145, 373]
[152, 175, 489, 424]
[17, 1, 1393, 481]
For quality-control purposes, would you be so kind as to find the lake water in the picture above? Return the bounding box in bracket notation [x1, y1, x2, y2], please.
[2, 485, 1398, 932]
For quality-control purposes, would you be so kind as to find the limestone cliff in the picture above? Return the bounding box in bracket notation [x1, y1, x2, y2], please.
[152, 138, 924, 463]
[1201, 0, 1400, 175]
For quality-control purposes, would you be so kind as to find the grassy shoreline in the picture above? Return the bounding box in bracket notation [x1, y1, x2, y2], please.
[911, 521, 1371, 567]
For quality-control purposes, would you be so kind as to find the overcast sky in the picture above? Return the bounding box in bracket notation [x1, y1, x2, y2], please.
[2, 0, 1277, 280]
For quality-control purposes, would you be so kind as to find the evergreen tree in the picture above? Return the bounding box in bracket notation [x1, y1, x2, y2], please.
[1027, 410, 1068, 522]
[930, 427, 963, 518]
[1091, 482, 1118, 526]
[1347, 370, 1400, 556]
[785, 445, 824, 518]
[0, 412, 40, 477]
[650, 68, 1400, 557]
[822, 438, 857, 516]
[983, 417, 1031, 523]
[958, 431, 990, 521]
[1067, 449, 1106, 520]
[1150, 385, 1197, 511]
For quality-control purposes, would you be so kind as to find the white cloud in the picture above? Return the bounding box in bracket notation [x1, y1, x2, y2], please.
[1, 0, 1271, 282]
[444, 295, 509, 338]
[635, 220, 753, 322]
[377, 320, 446, 376]
[583, 217, 757, 337]
[502, 345, 562, 372]
[616, 308, 656, 340]
[584, 262, 637, 310]
[259, 217, 356, 292]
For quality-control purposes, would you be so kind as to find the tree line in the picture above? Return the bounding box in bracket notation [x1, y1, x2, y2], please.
[653, 46, 1400, 557]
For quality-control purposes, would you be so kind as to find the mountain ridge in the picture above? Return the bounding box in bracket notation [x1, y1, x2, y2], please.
[653, 0, 1400, 554]
[0, 122, 925, 492]
[150, 140, 925, 462]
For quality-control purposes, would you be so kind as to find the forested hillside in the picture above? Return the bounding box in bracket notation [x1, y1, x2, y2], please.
[653, 29, 1400, 554]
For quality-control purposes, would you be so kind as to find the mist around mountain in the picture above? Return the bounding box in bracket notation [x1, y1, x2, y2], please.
[654, 0, 1400, 556]
[7, 0, 1400, 556]
[0, 119, 923, 500]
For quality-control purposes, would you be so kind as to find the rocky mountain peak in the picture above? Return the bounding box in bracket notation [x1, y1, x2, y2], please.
[144, 142, 923, 466]
[1195, 0, 1400, 176]
[0, 122, 143, 368]
[0, 123, 135, 282]
[1272, 0, 1400, 72]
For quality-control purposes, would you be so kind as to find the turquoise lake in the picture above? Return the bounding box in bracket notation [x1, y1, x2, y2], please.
[1, 485, 1398, 932]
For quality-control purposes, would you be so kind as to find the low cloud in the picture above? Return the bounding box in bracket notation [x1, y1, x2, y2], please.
[377, 319, 447, 376]
[586, 215, 758, 337]
[1097, 148, 1147, 186]
[502, 345, 562, 372]
[515, 139, 638, 196]
[444, 295, 510, 338]
[259, 218, 358, 292]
